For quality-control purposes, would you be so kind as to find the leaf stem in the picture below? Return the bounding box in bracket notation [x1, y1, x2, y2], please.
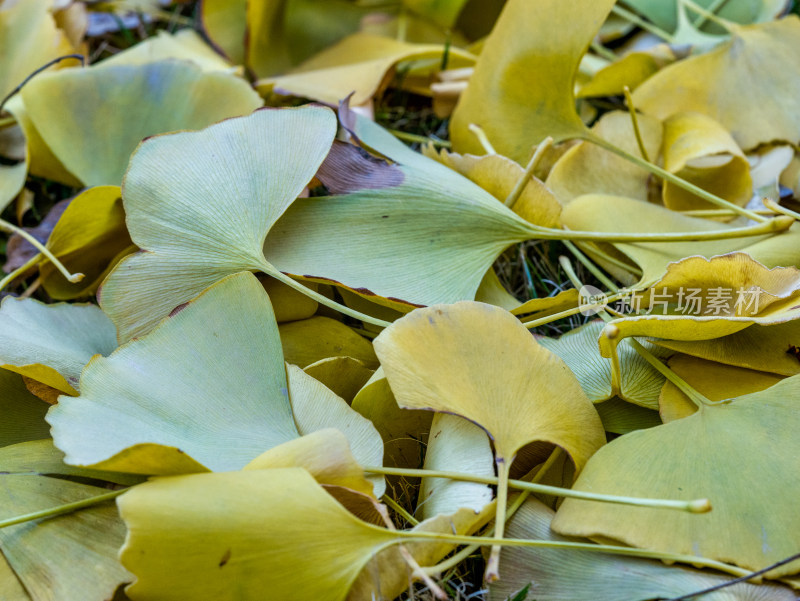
[590, 41, 617, 62]
[690, 0, 731, 29]
[264, 266, 392, 329]
[623, 86, 650, 163]
[574, 241, 643, 277]
[388, 129, 451, 148]
[581, 132, 767, 223]
[628, 338, 713, 408]
[610, 5, 676, 43]
[526, 216, 789, 243]
[562, 241, 618, 291]
[504, 137, 553, 208]
[682, 0, 736, 32]
[0, 219, 84, 284]
[468, 124, 497, 155]
[764, 198, 800, 221]
[0, 253, 41, 293]
[363, 466, 710, 513]
[484, 458, 509, 582]
[383, 494, 419, 526]
[0, 488, 126, 529]
[392, 531, 750, 578]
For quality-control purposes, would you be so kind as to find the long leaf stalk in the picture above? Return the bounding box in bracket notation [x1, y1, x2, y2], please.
[363, 466, 710, 513]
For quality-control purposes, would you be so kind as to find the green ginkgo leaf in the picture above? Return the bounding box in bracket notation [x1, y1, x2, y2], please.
[0, 474, 130, 601]
[492, 496, 796, 601]
[552, 373, 800, 578]
[539, 320, 671, 409]
[49, 272, 384, 490]
[265, 112, 536, 308]
[99, 104, 337, 342]
[0, 296, 117, 395]
[118, 468, 399, 601]
[449, 0, 616, 161]
[48, 272, 297, 474]
[20, 59, 263, 187]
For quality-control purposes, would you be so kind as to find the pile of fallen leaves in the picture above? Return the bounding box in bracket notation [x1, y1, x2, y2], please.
[1, 0, 800, 599]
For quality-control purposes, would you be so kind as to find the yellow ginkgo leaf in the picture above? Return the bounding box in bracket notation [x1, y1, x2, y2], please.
[653, 319, 800, 377]
[303, 357, 374, 404]
[633, 17, 800, 151]
[261, 276, 319, 323]
[39, 185, 134, 300]
[243, 428, 376, 497]
[546, 111, 662, 205]
[351, 368, 433, 471]
[659, 354, 783, 422]
[279, 316, 378, 369]
[20, 60, 263, 186]
[450, 0, 616, 161]
[577, 46, 675, 98]
[552, 373, 800, 578]
[0, 0, 76, 209]
[424, 148, 562, 227]
[118, 468, 400, 601]
[199, 0, 245, 65]
[661, 112, 752, 211]
[598, 254, 800, 366]
[259, 33, 475, 106]
[373, 301, 605, 579]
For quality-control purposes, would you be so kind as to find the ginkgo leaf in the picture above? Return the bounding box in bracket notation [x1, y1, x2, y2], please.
[0, 439, 144, 487]
[48, 272, 298, 474]
[598, 254, 800, 364]
[0, 296, 117, 395]
[262, 276, 319, 323]
[659, 354, 783, 422]
[20, 59, 263, 186]
[374, 301, 605, 468]
[303, 357, 374, 404]
[101, 29, 236, 73]
[287, 365, 385, 497]
[199, 0, 246, 64]
[99, 104, 337, 342]
[417, 413, 494, 520]
[0, 474, 130, 601]
[424, 148, 562, 227]
[118, 468, 400, 601]
[661, 112, 752, 211]
[403, 0, 470, 29]
[38, 185, 133, 300]
[259, 33, 474, 106]
[492, 496, 796, 601]
[559, 194, 800, 286]
[243, 428, 376, 497]
[0, 369, 50, 447]
[632, 17, 800, 150]
[545, 110, 662, 205]
[374, 301, 605, 579]
[539, 320, 671, 409]
[351, 368, 433, 471]
[279, 316, 378, 368]
[654, 319, 800, 376]
[450, 0, 616, 161]
[265, 112, 536, 308]
[577, 46, 675, 98]
[0, 0, 75, 209]
[552, 373, 800, 578]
